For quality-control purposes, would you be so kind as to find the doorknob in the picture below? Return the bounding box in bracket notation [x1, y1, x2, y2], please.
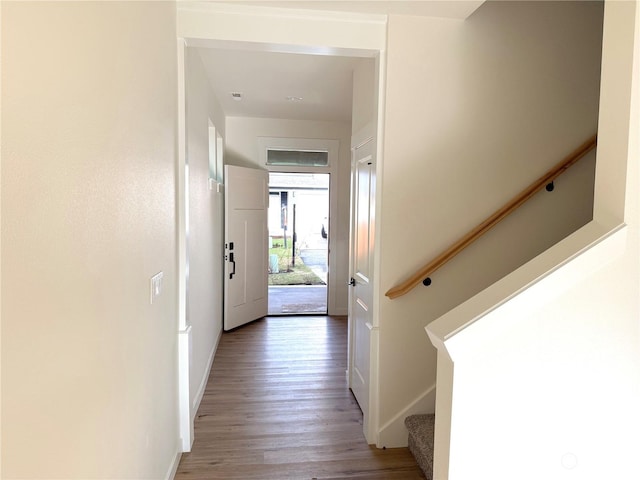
[229, 252, 236, 279]
[348, 277, 356, 286]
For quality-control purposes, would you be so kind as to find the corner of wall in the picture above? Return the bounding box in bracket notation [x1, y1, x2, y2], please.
[191, 327, 222, 422]
[377, 384, 436, 448]
[164, 449, 182, 480]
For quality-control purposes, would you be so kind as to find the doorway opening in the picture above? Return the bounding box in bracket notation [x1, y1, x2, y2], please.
[268, 172, 329, 315]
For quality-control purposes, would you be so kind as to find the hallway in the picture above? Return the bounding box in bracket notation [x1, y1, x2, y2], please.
[174, 316, 425, 479]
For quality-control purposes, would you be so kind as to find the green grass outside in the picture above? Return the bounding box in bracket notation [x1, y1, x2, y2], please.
[268, 238, 325, 286]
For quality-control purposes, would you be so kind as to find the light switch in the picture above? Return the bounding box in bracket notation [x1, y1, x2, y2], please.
[150, 272, 163, 304]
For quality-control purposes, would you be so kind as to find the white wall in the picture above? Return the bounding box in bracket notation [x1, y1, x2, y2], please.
[352, 58, 376, 136]
[177, 2, 386, 54]
[185, 48, 226, 427]
[225, 117, 352, 314]
[431, 3, 640, 477]
[377, 1, 604, 443]
[1, 2, 180, 479]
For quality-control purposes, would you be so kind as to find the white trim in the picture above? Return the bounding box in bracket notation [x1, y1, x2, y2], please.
[191, 328, 222, 420]
[347, 51, 387, 447]
[179, 1, 388, 25]
[164, 448, 182, 480]
[177, 38, 188, 332]
[177, 2, 387, 55]
[378, 383, 437, 448]
[259, 136, 340, 316]
[257, 137, 339, 171]
[184, 37, 378, 59]
[362, 326, 380, 444]
[176, 37, 194, 455]
[432, 349, 454, 480]
[348, 127, 375, 443]
[346, 142, 357, 416]
[178, 326, 193, 451]
[370, 49, 387, 448]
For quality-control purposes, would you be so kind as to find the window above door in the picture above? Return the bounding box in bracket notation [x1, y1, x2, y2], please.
[258, 137, 338, 172]
[266, 149, 329, 167]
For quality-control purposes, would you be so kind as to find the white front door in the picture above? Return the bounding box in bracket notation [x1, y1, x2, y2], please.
[224, 165, 269, 331]
[349, 137, 376, 441]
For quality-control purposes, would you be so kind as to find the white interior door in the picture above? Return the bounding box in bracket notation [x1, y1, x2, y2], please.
[349, 137, 376, 439]
[224, 165, 268, 331]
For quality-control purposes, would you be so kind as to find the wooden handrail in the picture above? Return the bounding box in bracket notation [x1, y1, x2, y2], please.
[385, 135, 598, 299]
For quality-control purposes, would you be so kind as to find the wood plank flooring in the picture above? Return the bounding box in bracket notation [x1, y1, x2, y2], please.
[174, 315, 425, 480]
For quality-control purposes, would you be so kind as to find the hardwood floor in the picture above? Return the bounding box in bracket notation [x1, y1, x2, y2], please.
[174, 315, 425, 480]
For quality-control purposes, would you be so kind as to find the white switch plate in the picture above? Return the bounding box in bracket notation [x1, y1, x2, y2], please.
[150, 272, 163, 304]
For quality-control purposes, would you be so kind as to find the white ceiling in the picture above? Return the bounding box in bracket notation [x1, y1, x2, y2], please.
[196, 48, 366, 123]
[194, 1, 484, 123]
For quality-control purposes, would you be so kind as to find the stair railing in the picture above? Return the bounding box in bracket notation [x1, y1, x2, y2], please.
[385, 135, 598, 299]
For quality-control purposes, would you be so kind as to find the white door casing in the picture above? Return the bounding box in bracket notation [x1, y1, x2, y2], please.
[224, 165, 269, 331]
[349, 136, 376, 442]
[258, 137, 342, 315]
[177, 4, 388, 452]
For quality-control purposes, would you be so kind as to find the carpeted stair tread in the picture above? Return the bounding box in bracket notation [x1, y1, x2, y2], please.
[405, 414, 435, 480]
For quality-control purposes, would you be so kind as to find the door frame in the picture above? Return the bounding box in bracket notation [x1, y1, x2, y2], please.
[258, 137, 339, 315]
[267, 171, 331, 315]
[176, 38, 193, 452]
[176, 3, 388, 448]
[348, 121, 382, 444]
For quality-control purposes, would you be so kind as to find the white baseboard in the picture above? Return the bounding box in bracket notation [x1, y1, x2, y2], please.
[165, 448, 182, 480]
[191, 327, 222, 421]
[330, 307, 348, 316]
[178, 326, 193, 452]
[377, 384, 437, 448]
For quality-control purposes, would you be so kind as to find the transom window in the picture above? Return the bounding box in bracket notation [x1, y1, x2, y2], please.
[266, 149, 329, 167]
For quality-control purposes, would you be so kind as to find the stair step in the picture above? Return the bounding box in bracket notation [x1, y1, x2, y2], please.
[405, 414, 435, 480]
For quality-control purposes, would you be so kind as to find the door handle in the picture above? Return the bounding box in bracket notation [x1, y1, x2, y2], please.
[348, 277, 356, 286]
[229, 252, 236, 279]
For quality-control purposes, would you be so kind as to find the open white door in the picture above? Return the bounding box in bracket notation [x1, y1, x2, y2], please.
[224, 165, 269, 331]
[348, 137, 376, 441]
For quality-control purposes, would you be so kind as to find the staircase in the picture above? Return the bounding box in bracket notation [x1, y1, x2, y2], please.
[405, 414, 435, 479]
